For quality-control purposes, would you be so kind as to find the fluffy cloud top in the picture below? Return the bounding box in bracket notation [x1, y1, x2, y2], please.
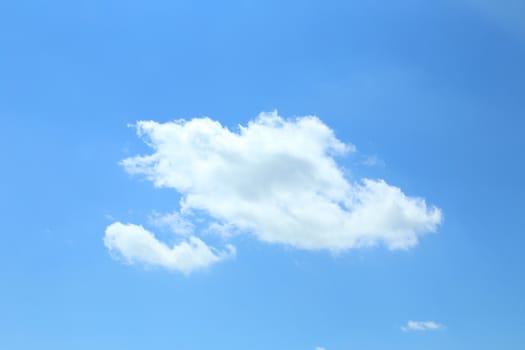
[104, 222, 235, 274]
[401, 320, 445, 332]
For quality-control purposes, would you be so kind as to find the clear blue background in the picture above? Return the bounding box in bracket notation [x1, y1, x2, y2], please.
[1, 1, 524, 349]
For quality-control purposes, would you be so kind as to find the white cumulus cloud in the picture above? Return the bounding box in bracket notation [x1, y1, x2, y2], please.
[104, 222, 235, 274]
[119, 112, 441, 251]
[401, 320, 445, 332]
[104, 111, 442, 272]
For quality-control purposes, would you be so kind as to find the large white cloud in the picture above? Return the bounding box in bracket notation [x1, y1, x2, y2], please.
[115, 112, 441, 254]
[104, 222, 235, 274]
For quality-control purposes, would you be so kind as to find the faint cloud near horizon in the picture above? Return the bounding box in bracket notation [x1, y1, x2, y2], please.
[401, 320, 445, 332]
[361, 154, 385, 167]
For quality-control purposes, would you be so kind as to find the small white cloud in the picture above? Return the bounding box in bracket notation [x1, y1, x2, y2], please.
[315, 347, 326, 350]
[401, 320, 445, 332]
[104, 222, 235, 274]
[361, 154, 385, 167]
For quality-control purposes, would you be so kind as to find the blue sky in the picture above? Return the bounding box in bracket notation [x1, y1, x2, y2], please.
[1, 0, 524, 349]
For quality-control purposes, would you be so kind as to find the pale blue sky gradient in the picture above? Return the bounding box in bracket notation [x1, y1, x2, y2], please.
[1, 1, 524, 349]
